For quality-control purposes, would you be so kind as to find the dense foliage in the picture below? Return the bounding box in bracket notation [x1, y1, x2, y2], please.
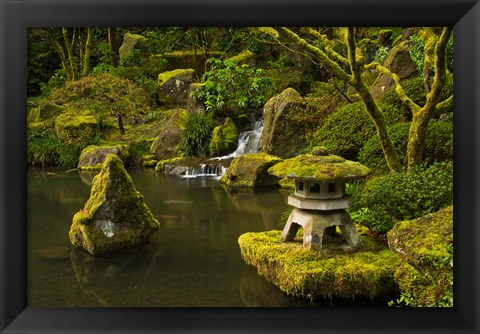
[349, 162, 453, 234]
[177, 112, 215, 157]
[191, 58, 273, 114]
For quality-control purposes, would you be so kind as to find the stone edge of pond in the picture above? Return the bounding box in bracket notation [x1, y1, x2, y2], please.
[238, 228, 400, 301]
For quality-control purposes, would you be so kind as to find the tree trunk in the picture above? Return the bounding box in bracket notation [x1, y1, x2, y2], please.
[82, 27, 93, 77]
[117, 115, 125, 135]
[407, 109, 430, 167]
[108, 27, 119, 67]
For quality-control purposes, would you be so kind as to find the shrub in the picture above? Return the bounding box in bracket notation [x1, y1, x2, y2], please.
[358, 120, 453, 174]
[350, 162, 453, 234]
[191, 58, 273, 114]
[177, 113, 215, 157]
[309, 101, 403, 160]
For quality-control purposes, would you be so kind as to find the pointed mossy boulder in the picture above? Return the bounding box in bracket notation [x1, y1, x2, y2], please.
[69, 154, 159, 255]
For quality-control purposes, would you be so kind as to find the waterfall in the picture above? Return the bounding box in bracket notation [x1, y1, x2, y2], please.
[180, 119, 264, 178]
[214, 119, 264, 160]
[181, 164, 228, 179]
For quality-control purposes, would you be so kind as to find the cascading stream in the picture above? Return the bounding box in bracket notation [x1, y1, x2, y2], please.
[181, 118, 264, 178]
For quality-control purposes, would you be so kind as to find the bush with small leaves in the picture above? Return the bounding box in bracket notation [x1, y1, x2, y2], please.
[349, 162, 453, 234]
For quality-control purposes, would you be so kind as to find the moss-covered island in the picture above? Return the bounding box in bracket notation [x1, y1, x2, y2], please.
[238, 227, 400, 300]
[69, 154, 160, 255]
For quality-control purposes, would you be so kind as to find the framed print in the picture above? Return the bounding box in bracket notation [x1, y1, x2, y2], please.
[1, 0, 479, 333]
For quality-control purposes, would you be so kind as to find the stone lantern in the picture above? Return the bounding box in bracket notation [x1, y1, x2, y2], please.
[270, 148, 370, 251]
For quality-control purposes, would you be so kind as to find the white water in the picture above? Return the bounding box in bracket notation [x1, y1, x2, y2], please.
[181, 119, 264, 178]
[214, 119, 264, 161]
[181, 164, 228, 179]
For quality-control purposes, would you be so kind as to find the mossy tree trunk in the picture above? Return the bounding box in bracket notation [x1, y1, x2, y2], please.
[274, 27, 401, 172]
[264, 26, 452, 172]
[46, 27, 95, 81]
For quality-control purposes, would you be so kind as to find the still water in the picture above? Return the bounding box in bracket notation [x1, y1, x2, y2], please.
[28, 168, 321, 307]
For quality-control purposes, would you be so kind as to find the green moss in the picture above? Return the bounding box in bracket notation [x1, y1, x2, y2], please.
[238, 229, 399, 300]
[209, 117, 238, 156]
[220, 153, 282, 188]
[54, 113, 99, 144]
[268, 154, 370, 182]
[386, 206, 453, 307]
[78, 144, 130, 170]
[229, 50, 256, 63]
[155, 157, 183, 172]
[157, 68, 195, 85]
[119, 33, 148, 61]
[70, 154, 159, 255]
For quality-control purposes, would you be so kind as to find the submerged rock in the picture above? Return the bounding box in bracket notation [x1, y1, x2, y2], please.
[69, 154, 159, 255]
[219, 153, 282, 188]
[387, 206, 453, 306]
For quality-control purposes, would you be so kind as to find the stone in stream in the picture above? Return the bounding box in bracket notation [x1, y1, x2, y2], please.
[69, 154, 160, 256]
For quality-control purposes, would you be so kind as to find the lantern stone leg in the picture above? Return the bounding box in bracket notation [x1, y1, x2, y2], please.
[280, 208, 362, 251]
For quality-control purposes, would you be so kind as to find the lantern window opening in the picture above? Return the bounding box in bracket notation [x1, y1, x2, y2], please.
[310, 183, 320, 193]
[328, 183, 336, 193]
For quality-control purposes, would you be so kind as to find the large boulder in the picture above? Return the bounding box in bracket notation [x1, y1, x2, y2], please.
[119, 33, 148, 62]
[219, 153, 282, 188]
[260, 88, 315, 159]
[78, 145, 130, 170]
[150, 110, 185, 160]
[157, 69, 195, 105]
[209, 117, 238, 157]
[371, 41, 419, 100]
[69, 154, 159, 255]
[387, 206, 453, 306]
[54, 113, 99, 144]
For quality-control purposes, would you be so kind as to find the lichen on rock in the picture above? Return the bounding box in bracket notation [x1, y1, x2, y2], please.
[157, 69, 195, 105]
[219, 153, 282, 188]
[69, 154, 159, 255]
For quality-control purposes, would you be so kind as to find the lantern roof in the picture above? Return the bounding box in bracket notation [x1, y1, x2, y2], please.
[268, 148, 370, 182]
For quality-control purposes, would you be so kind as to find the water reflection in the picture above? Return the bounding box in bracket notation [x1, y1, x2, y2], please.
[27, 168, 369, 307]
[70, 244, 162, 306]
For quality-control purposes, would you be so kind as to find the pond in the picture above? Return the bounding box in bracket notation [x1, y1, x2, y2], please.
[27, 168, 379, 307]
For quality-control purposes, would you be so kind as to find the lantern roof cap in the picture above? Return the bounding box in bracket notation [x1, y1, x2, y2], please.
[269, 152, 370, 182]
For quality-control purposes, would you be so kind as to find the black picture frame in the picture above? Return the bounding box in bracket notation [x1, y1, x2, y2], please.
[1, 0, 479, 333]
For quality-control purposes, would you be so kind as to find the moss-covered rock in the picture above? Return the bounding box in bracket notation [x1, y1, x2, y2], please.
[162, 50, 223, 74]
[69, 154, 160, 255]
[238, 229, 400, 300]
[219, 153, 282, 188]
[387, 206, 453, 306]
[150, 110, 186, 160]
[54, 113, 99, 144]
[27, 103, 65, 124]
[119, 33, 148, 62]
[157, 69, 195, 105]
[260, 88, 322, 158]
[78, 145, 130, 171]
[209, 117, 239, 157]
[229, 50, 258, 66]
[371, 41, 419, 100]
[268, 153, 370, 182]
[141, 154, 158, 168]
